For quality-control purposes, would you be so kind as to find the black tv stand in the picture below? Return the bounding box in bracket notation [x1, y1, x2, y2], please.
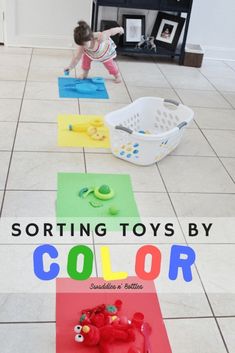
[92, 0, 193, 64]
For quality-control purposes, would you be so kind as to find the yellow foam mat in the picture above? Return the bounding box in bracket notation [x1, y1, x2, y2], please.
[58, 114, 110, 148]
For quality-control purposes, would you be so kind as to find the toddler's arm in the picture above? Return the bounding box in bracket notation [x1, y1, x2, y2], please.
[101, 27, 124, 40]
[65, 46, 83, 71]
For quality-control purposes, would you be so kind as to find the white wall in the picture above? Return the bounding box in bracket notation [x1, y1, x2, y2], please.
[98, 0, 235, 60]
[0, 0, 4, 43]
[4, 0, 93, 48]
[188, 0, 235, 60]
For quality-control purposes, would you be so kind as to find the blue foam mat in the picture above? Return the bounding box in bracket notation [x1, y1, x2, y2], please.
[58, 77, 109, 99]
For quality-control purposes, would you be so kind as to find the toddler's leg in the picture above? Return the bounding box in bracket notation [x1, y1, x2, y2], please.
[103, 59, 121, 83]
[80, 54, 92, 79]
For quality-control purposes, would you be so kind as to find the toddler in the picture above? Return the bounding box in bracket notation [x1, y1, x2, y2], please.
[65, 21, 124, 83]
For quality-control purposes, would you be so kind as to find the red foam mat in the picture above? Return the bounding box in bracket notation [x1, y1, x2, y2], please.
[56, 277, 172, 353]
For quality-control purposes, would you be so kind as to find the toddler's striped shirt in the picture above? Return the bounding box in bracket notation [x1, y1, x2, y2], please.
[83, 32, 117, 63]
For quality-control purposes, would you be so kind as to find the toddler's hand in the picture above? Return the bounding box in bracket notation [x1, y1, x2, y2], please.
[119, 27, 124, 35]
[64, 67, 70, 76]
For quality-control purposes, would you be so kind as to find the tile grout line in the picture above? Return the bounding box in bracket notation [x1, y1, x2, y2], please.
[153, 59, 183, 104]
[83, 146, 88, 173]
[154, 161, 230, 352]
[3, 148, 235, 159]
[224, 60, 235, 73]
[2, 190, 235, 196]
[116, 60, 133, 103]
[193, 122, 235, 185]
[183, 226, 231, 352]
[3, 123, 235, 131]
[0, 97, 77, 102]
[155, 163, 187, 244]
[9, 150, 228, 158]
[0, 242, 234, 246]
[76, 77, 89, 178]
[0, 150, 87, 154]
[197, 69, 235, 184]
[0, 243, 94, 246]
[0, 50, 34, 218]
[0, 97, 123, 103]
[163, 315, 233, 321]
[219, 157, 235, 184]
[92, 230, 99, 278]
[0, 314, 234, 325]
[157, 59, 235, 185]
[191, 263, 230, 353]
[198, 65, 234, 109]
[196, 127, 235, 132]
[79, 74, 99, 278]
[0, 94, 234, 105]
[0, 321, 56, 325]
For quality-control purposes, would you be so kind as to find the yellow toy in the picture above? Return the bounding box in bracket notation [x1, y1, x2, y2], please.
[91, 129, 106, 141]
[91, 132, 106, 141]
[68, 123, 89, 132]
[87, 126, 106, 141]
[87, 126, 97, 136]
[68, 118, 104, 133]
[68, 118, 106, 141]
[90, 118, 104, 128]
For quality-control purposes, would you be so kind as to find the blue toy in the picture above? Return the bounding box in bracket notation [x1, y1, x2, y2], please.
[91, 77, 105, 84]
[64, 69, 70, 76]
[58, 77, 109, 99]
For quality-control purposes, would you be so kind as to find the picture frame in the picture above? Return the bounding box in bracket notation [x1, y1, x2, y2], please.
[123, 15, 145, 46]
[151, 12, 185, 51]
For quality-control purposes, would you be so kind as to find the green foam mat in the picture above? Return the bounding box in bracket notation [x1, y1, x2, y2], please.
[56, 173, 140, 231]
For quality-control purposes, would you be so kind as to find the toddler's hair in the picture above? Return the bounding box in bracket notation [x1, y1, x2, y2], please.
[74, 21, 94, 45]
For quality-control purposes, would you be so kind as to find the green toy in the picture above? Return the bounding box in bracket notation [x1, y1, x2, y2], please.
[108, 206, 120, 216]
[79, 184, 114, 201]
[78, 183, 118, 213]
[79, 187, 94, 199]
[89, 201, 103, 208]
[94, 184, 115, 200]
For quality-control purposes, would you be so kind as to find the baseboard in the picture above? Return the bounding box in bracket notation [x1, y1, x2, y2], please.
[3, 40, 235, 62]
[203, 46, 235, 61]
[3, 43, 73, 50]
[4, 34, 74, 49]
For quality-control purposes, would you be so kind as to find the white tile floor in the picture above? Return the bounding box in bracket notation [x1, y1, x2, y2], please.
[0, 47, 235, 352]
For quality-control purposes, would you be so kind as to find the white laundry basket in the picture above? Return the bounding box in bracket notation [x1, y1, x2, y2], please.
[105, 97, 194, 166]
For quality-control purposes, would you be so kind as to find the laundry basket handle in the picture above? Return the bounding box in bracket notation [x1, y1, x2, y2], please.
[164, 98, 180, 106]
[177, 121, 187, 129]
[115, 125, 133, 134]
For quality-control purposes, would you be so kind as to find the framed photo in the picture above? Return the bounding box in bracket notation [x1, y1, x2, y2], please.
[123, 15, 145, 46]
[151, 12, 185, 51]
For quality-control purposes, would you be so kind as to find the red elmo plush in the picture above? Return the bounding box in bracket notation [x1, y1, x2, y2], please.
[74, 323, 135, 353]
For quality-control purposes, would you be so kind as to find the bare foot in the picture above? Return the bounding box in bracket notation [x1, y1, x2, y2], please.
[114, 73, 122, 83]
[78, 70, 89, 79]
